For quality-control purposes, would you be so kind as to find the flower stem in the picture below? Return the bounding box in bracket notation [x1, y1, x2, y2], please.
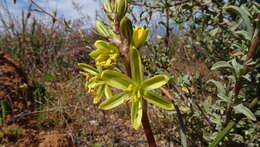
[123, 55, 157, 146]
[142, 101, 157, 147]
[114, 14, 157, 147]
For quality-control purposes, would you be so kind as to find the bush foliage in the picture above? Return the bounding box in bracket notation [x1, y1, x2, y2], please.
[0, 0, 259, 146]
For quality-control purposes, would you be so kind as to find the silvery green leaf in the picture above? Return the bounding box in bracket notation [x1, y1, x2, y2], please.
[209, 28, 219, 37]
[235, 30, 251, 40]
[211, 61, 232, 70]
[225, 5, 253, 38]
[233, 104, 256, 121]
[231, 59, 243, 77]
[217, 93, 230, 103]
[207, 80, 226, 95]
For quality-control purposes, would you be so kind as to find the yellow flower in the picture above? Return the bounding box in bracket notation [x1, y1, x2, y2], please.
[132, 27, 149, 48]
[89, 40, 119, 67]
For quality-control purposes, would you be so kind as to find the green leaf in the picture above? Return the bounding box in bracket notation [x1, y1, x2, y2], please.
[179, 127, 188, 147]
[231, 59, 243, 77]
[93, 84, 105, 104]
[131, 100, 143, 129]
[233, 104, 256, 121]
[130, 47, 143, 83]
[209, 27, 219, 37]
[141, 75, 169, 91]
[207, 80, 226, 96]
[78, 63, 98, 75]
[211, 61, 232, 70]
[235, 30, 251, 40]
[101, 70, 133, 90]
[217, 93, 230, 103]
[209, 121, 236, 147]
[143, 92, 174, 110]
[104, 85, 112, 99]
[225, 5, 253, 38]
[99, 92, 128, 110]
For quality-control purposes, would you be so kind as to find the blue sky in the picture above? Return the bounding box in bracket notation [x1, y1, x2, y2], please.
[0, 0, 177, 38]
[0, 0, 101, 22]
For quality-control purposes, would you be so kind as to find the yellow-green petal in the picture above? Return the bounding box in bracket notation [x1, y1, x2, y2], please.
[130, 47, 143, 83]
[101, 70, 134, 90]
[141, 75, 169, 91]
[99, 92, 128, 110]
[131, 99, 143, 130]
[143, 92, 174, 110]
[93, 84, 106, 104]
[104, 85, 113, 99]
[78, 63, 99, 75]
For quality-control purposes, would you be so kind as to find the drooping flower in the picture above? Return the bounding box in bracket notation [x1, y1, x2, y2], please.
[132, 27, 149, 48]
[89, 40, 119, 67]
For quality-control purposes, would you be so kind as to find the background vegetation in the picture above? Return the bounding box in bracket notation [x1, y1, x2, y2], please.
[0, 0, 259, 146]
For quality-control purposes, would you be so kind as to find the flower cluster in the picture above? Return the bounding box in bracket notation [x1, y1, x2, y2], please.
[78, 0, 173, 130]
[89, 40, 119, 67]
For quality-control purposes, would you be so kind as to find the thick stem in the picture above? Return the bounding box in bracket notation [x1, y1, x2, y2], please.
[142, 101, 157, 147]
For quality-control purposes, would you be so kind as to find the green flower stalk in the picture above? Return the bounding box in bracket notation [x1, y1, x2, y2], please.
[99, 47, 174, 129]
[79, 0, 170, 145]
[89, 40, 120, 67]
[78, 63, 112, 104]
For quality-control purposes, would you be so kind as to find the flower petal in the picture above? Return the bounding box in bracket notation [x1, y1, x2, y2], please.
[131, 99, 143, 129]
[130, 47, 143, 83]
[141, 75, 169, 91]
[78, 63, 98, 75]
[99, 92, 128, 110]
[101, 70, 134, 90]
[143, 92, 174, 110]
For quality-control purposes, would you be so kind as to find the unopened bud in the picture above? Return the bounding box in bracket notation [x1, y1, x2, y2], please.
[115, 0, 128, 20]
[120, 17, 133, 44]
[103, 0, 113, 13]
[96, 20, 111, 37]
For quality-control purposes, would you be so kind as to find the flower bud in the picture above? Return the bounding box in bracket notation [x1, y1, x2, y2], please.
[120, 17, 133, 44]
[132, 27, 149, 48]
[89, 40, 119, 67]
[96, 20, 111, 37]
[103, 0, 113, 13]
[115, 0, 128, 20]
